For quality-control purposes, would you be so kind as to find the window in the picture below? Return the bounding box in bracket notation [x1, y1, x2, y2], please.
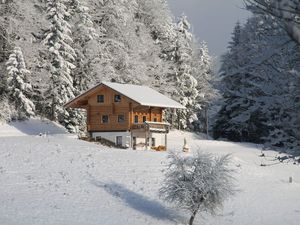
[118, 115, 125, 123]
[143, 116, 147, 123]
[134, 115, 139, 124]
[114, 94, 121, 102]
[153, 118, 157, 122]
[102, 115, 109, 124]
[97, 95, 104, 103]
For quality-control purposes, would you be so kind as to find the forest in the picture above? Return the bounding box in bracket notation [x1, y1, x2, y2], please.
[0, 0, 299, 155]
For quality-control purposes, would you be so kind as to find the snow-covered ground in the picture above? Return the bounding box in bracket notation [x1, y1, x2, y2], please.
[0, 119, 299, 225]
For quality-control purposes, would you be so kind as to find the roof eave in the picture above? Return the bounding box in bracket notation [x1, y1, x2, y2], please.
[64, 81, 186, 110]
[64, 83, 103, 108]
[140, 104, 186, 109]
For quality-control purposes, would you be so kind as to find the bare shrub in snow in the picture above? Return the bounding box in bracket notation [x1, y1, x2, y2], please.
[160, 151, 235, 225]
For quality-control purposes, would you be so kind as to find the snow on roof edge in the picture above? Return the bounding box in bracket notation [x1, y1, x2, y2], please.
[102, 81, 185, 109]
[65, 82, 185, 109]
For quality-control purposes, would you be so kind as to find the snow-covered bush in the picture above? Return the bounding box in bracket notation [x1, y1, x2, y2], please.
[160, 152, 235, 225]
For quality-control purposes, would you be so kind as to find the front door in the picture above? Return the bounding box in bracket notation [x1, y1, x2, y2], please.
[151, 138, 155, 147]
[116, 136, 122, 146]
[132, 137, 137, 150]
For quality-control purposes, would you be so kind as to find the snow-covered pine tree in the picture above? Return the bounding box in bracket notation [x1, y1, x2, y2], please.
[244, 0, 300, 155]
[70, 0, 99, 92]
[214, 15, 300, 155]
[135, 0, 177, 64]
[192, 42, 217, 132]
[253, 18, 300, 155]
[43, 0, 78, 132]
[214, 22, 242, 141]
[0, 1, 13, 96]
[260, 30, 300, 154]
[0, 25, 9, 96]
[213, 18, 269, 142]
[0, 0, 216, 133]
[131, 0, 173, 89]
[89, 0, 142, 84]
[171, 15, 200, 130]
[5, 47, 35, 119]
[89, 0, 168, 87]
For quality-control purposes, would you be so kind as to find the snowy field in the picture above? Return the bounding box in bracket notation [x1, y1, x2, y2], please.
[0, 119, 299, 225]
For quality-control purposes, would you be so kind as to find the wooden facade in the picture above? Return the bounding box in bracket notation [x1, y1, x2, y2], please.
[69, 85, 164, 132]
[65, 82, 185, 149]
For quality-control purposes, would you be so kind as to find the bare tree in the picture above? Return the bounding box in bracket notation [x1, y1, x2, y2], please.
[159, 151, 235, 225]
[245, 0, 300, 45]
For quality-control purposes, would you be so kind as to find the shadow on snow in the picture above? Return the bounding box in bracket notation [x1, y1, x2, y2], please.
[91, 180, 183, 222]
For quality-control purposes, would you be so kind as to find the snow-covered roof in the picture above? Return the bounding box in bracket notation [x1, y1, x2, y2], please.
[102, 82, 185, 109]
[65, 82, 185, 109]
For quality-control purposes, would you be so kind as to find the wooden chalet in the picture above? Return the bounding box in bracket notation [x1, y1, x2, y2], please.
[65, 82, 185, 150]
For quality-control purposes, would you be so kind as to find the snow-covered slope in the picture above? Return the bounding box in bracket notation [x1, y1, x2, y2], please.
[0, 118, 68, 137]
[0, 120, 299, 225]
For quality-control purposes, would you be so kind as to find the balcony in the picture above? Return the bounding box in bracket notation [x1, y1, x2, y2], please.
[131, 121, 170, 133]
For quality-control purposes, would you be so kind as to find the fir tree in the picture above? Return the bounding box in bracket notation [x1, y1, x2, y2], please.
[214, 15, 300, 155]
[192, 42, 217, 132]
[172, 15, 200, 130]
[0, 0, 217, 134]
[5, 47, 35, 119]
[216, 17, 273, 142]
[71, 0, 99, 92]
[43, 0, 77, 124]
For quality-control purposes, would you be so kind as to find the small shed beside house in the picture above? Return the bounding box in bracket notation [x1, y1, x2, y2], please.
[65, 82, 185, 150]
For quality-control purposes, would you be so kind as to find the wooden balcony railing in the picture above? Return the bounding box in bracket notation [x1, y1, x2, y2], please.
[131, 121, 170, 133]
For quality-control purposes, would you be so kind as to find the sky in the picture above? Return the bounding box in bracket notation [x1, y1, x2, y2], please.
[167, 0, 251, 58]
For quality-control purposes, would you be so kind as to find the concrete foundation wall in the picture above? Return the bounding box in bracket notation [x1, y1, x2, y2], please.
[131, 130, 166, 150]
[92, 131, 131, 148]
[92, 131, 167, 150]
[151, 133, 166, 147]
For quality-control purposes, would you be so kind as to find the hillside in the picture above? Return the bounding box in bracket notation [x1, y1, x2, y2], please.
[0, 0, 215, 133]
[0, 120, 299, 225]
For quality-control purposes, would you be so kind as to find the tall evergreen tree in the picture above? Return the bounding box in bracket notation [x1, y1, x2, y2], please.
[172, 15, 200, 130]
[43, 0, 79, 131]
[192, 42, 217, 132]
[5, 47, 35, 119]
[71, 0, 98, 92]
[214, 15, 300, 155]
[0, 0, 217, 134]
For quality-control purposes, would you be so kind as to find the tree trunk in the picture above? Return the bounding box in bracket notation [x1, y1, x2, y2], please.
[189, 210, 197, 225]
[205, 107, 209, 139]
